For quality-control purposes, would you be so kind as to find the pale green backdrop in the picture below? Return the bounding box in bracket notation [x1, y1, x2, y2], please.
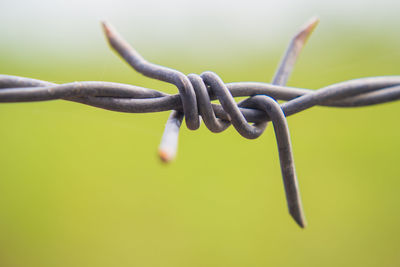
[0, 0, 400, 266]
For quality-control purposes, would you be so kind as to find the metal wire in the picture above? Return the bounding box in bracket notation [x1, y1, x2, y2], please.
[1, 17, 399, 228]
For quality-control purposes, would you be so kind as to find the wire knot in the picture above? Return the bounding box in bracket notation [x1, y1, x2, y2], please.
[185, 71, 268, 138]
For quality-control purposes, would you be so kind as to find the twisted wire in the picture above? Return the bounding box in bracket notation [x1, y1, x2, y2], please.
[1, 17, 399, 228]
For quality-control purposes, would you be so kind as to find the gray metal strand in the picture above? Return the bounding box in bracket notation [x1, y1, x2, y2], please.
[2, 75, 400, 117]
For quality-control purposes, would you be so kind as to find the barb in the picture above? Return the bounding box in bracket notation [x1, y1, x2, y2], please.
[1, 18, 400, 228]
[262, 16, 319, 228]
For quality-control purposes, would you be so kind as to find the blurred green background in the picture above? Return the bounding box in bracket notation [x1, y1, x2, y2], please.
[1, 0, 400, 266]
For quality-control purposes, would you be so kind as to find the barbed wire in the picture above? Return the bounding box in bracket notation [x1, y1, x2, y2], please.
[1, 17, 399, 228]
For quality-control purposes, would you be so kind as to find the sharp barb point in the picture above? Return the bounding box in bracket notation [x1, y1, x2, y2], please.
[270, 18, 315, 228]
[295, 16, 320, 45]
[290, 209, 307, 228]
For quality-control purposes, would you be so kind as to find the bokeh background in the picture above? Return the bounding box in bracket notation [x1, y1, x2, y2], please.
[1, 0, 400, 266]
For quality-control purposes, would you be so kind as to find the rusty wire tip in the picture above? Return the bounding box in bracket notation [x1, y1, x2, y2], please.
[294, 16, 320, 45]
[158, 111, 182, 163]
[158, 135, 177, 163]
[158, 150, 174, 163]
[101, 20, 131, 53]
[101, 21, 112, 37]
[101, 21, 118, 51]
[272, 16, 319, 86]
